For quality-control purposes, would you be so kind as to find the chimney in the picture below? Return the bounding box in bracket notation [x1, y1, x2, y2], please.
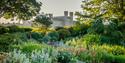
[69, 12, 73, 20]
[64, 11, 68, 17]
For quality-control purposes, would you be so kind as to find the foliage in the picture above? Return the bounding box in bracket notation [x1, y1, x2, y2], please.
[68, 23, 89, 37]
[76, 0, 125, 22]
[33, 14, 52, 27]
[20, 42, 42, 53]
[47, 31, 59, 41]
[0, 0, 42, 20]
[0, 25, 32, 34]
[6, 48, 58, 63]
[12, 42, 51, 53]
[8, 25, 25, 33]
[42, 35, 52, 42]
[87, 18, 124, 45]
[57, 51, 76, 63]
[66, 37, 87, 48]
[57, 29, 71, 40]
[83, 34, 101, 45]
[0, 33, 28, 52]
[0, 26, 9, 34]
[77, 48, 106, 63]
[95, 44, 125, 55]
[30, 32, 44, 42]
[30, 49, 58, 63]
[6, 50, 30, 63]
[103, 53, 125, 63]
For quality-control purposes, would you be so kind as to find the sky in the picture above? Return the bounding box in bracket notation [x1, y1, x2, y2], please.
[40, 0, 83, 16]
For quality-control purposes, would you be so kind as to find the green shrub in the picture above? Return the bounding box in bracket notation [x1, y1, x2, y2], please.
[66, 37, 87, 48]
[20, 42, 42, 53]
[6, 48, 58, 63]
[57, 29, 71, 40]
[77, 46, 106, 63]
[55, 27, 65, 30]
[103, 54, 125, 63]
[87, 18, 104, 34]
[87, 18, 123, 39]
[0, 26, 9, 34]
[31, 32, 44, 42]
[57, 51, 76, 63]
[0, 33, 28, 52]
[42, 35, 51, 42]
[23, 28, 32, 32]
[7, 25, 24, 33]
[83, 34, 101, 45]
[98, 44, 125, 55]
[47, 31, 59, 41]
[0, 34, 17, 52]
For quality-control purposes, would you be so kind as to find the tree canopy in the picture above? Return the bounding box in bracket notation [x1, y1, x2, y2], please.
[0, 0, 42, 20]
[33, 14, 52, 27]
[76, 0, 125, 22]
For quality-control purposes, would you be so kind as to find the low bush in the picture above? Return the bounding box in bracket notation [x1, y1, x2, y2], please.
[83, 34, 101, 45]
[6, 48, 58, 63]
[0, 25, 32, 34]
[66, 37, 87, 48]
[30, 32, 44, 42]
[0, 26, 9, 34]
[103, 53, 125, 63]
[57, 29, 71, 40]
[57, 51, 76, 63]
[96, 44, 125, 55]
[42, 35, 52, 42]
[47, 31, 59, 41]
[11, 42, 52, 53]
[7, 25, 25, 33]
[0, 33, 28, 52]
[20, 42, 42, 53]
[76, 47, 106, 63]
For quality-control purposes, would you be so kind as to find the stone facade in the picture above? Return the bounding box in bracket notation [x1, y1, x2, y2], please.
[0, 11, 76, 27]
[50, 11, 76, 28]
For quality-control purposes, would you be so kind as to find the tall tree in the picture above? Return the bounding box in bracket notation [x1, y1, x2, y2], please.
[0, 0, 42, 20]
[76, 0, 125, 22]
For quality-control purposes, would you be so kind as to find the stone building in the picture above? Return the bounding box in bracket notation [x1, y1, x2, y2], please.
[49, 11, 76, 28]
[0, 11, 76, 27]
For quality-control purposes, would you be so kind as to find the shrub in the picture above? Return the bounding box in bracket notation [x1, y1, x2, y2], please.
[77, 46, 106, 63]
[7, 25, 24, 33]
[47, 31, 59, 41]
[12, 42, 53, 53]
[103, 53, 125, 63]
[83, 34, 101, 45]
[30, 32, 44, 42]
[6, 48, 58, 63]
[57, 51, 76, 63]
[57, 29, 71, 40]
[42, 35, 52, 42]
[6, 50, 30, 63]
[55, 27, 65, 31]
[98, 44, 125, 55]
[23, 28, 32, 32]
[19, 42, 42, 53]
[0, 26, 9, 34]
[0, 33, 29, 52]
[0, 34, 17, 52]
[66, 37, 87, 48]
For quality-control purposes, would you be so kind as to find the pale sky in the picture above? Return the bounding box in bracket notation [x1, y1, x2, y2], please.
[40, 0, 82, 16]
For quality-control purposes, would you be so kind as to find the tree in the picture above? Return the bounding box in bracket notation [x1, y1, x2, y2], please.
[33, 14, 52, 28]
[0, 0, 42, 20]
[76, 0, 125, 22]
